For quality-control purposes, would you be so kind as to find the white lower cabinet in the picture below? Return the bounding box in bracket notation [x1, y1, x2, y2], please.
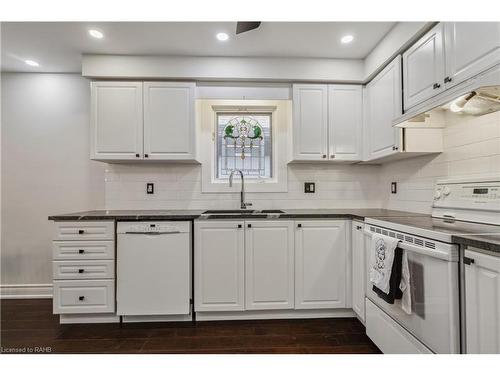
[351, 221, 365, 322]
[194, 221, 245, 311]
[52, 221, 116, 321]
[194, 219, 351, 316]
[295, 220, 348, 309]
[245, 221, 294, 310]
[465, 249, 500, 354]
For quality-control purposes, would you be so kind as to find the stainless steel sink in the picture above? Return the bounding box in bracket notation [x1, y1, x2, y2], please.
[202, 210, 255, 214]
[201, 209, 285, 219]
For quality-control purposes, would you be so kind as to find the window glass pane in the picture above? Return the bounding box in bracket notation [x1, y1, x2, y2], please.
[216, 113, 272, 179]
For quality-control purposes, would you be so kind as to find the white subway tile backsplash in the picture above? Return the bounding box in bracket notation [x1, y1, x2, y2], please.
[381, 111, 500, 214]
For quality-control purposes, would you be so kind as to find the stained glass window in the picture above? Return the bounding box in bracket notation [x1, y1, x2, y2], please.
[216, 113, 272, 179]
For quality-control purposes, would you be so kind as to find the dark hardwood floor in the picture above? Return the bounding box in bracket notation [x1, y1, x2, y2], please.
[1, 299, 380, 354]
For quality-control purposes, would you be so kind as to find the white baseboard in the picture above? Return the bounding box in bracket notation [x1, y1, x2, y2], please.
[0, 283, 53, 299]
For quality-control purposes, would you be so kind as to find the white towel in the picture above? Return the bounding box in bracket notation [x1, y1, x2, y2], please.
[369, 233, 400, 294]
[399, 250, 412, 314]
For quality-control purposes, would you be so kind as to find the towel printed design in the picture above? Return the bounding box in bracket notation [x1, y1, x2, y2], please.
[375, 239, 387, 270]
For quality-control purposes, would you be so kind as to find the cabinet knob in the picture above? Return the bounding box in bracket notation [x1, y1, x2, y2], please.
[144, 154, 149, 158]
[78, 229, 85, 234]
[444, 76, 452, 83]
[433, 83, 441, 89]
[237, 224, 242, 228]
[78, 269, 84, 273]
[297, 223, 302, 228]
[135, 153, 140, 158]
[78, 249, 85, 254]
[247, 224, 252, 228]
[78, 296, 85, 301]
[330, 154, 335, 159]
[322, 154, 326, 159]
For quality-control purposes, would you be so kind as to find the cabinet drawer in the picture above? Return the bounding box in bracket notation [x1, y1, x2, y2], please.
[53, 241, 114, 260]
[53, 280, 115, 314]
[53, 260, 115, 280]
[53, 221, 115, 241]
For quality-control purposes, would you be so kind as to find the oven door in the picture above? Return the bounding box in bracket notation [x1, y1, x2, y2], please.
[365, 226, 460, 354]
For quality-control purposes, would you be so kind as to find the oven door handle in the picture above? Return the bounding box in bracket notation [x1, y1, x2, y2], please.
[364, 229, 455, 261]
[397, 242, 454, 261]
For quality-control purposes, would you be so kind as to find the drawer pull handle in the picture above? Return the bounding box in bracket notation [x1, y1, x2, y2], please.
[78, 269, 84, 273]
[433, 83, 441, 89]
[78, 229, 85, 234]
[78, 296, 85, 301]
[247, 224, 252, 228]
[78, 249, 85, 254]
[464, 257, 475, 265]
[238, 224, 242, 228]
[298, 223, 302, 228]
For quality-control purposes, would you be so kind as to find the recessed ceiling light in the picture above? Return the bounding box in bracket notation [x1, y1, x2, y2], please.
[88, 29, 104, 39]
[25, 59, 39, 67]
[216, 32, 229, 41]
[341, 35, 354, 44]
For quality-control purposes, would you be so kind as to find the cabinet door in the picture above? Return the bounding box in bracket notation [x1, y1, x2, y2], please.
[292, 84, 328, 161]
[403, 23, 445, 110]
[365, 56, 402, 161]
[245, 221, 294, 310]
[465, 249, 500, 354]
[143, 82, 196, 160]
[351, 221, 365, 322]
[194, 221, 245, 311]
[328, 85, 363, 161]
[91, 81, 143, 160]
[295, 220, 347, 309]
[445, 22, 500, 88]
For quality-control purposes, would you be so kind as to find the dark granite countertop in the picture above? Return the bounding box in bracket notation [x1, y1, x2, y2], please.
[451, 234, 500, 255]
[48, 208, 426, 222]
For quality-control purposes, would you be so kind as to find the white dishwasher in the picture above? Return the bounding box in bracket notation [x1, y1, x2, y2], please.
[117, 221, 191, 321]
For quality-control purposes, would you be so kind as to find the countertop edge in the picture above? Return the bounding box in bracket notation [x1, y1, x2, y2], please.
[451, 235, 500, 254]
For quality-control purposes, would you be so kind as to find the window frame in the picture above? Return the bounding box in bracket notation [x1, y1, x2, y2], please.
[198, 99, 290, 193]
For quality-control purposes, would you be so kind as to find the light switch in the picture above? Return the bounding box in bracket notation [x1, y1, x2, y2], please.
[391, 182, 397, 194]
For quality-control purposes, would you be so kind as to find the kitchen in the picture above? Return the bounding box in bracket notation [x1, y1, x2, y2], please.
[1, 2, 500, 369]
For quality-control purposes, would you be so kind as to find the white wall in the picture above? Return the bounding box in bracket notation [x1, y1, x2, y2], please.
[381, 111, 500, 213]
[1, 73, 105, 295]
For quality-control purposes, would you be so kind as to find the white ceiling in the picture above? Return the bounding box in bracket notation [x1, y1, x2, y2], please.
[1, 22, 395, 73]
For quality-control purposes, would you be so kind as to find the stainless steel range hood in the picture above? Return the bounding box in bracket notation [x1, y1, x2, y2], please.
[394, 64, 500, 128]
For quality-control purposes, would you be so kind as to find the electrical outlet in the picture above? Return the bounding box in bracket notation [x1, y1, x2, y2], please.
[146, 183, 154, 194]
[391, 182, 397, 194]
[304, 182, 316, 193]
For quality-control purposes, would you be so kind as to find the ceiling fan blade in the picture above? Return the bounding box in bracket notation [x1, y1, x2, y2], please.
[236, 22, 261, 34]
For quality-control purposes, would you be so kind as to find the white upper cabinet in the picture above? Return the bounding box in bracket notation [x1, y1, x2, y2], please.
[245, 221, 295, 310]
[292, 84, 363, 162]
[328, 85, 363, 161]
[91, 81, 196, 162]
[194, 221, 245, 312]
[364, 56, 402, 161]
[403, 23, 445, 111]
[295, 220, 348, 309]
[465, 249, 500, 354]
[91, 82, 143, 160]
[292, 84, 329, 160]
[143, 82, 196, 160]
[444, 22, 500, 88]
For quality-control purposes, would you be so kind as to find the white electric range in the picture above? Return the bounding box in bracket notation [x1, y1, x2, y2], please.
[363, 176, 500, 354]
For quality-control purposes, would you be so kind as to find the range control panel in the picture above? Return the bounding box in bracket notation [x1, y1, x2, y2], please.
[432, 177, 500, 223]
